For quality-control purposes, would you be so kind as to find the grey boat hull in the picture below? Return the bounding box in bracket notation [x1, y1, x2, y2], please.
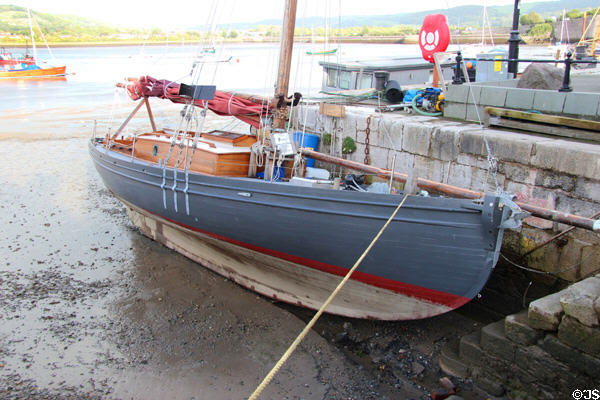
[89, 140, 507, 320]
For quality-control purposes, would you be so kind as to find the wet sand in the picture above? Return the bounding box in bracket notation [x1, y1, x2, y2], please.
[0, 107, 498, 399]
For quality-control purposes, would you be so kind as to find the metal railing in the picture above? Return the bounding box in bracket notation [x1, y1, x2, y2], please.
[452, 50, 598, 93]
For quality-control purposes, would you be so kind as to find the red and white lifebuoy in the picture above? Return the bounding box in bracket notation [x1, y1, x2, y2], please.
[419, 14, 450, 63]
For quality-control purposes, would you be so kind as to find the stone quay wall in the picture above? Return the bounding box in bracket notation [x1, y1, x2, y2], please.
[293, 104, 600, 281]
[439, 274, 600, 399]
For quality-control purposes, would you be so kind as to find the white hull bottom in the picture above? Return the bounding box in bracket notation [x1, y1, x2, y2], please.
[124, 201, 451, 320]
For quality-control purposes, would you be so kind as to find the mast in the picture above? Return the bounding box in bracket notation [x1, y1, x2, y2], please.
[274, 0, 298, 129]
[27, 8, 37, 61]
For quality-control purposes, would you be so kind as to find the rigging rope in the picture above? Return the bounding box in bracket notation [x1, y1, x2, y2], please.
[248, 194, 409, 400]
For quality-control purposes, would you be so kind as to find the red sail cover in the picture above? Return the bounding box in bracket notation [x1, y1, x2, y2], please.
[124, 76, 271, 128]
[419, 14, 450, 63]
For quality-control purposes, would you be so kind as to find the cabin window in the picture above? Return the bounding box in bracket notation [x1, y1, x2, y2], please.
[152, 144, 159, 157]
[357, 73, 373, 89]
[339, 71, 352, 90]
[326, 69, 338, 88]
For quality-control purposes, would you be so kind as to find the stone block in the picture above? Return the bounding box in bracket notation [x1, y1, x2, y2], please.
[563, 92, 600, 117]
[557, 315, 600, 357]
[533, 90, 566, 113]
[385, 119, 405, 151]
[534, 170, 576, 192]
[355, 113, 370, 132]
[539, 334, 600, 379]
[466, 85, 481, 104]
[472, 369, 505, 397]
[459, 331, 483, 365]
[530, 140, 600, 180]
[430, 126, 460, 161]
[479, 86, 507, 107]
[574, 178, 600, 202]
[518, 189, 556, 230]
[556, 239, 595, 282]
[394, 152, 415, 177]
[505, 87, 535, 110]
[481, 320, 517, 362]
[561, 278, 600, 326]
[514, 345, 573, 382]
[484, 131, 534, 165]
[456, 153, 488, 169]
[444, 84, 470, 103]
[556, 194, 596, 223]
[446, 163, 473, 190]
[499, 163, 537, 185]
[459, 129, 487, 157]
[465, 104, 486, 122]
[505, 310, 544, 345]
[439, 340, 470, 378]
[528, 290, 566, 331]
[368, 145, 390, 170]
[443, 102, 467, 120]
[402, 124, 431, 156]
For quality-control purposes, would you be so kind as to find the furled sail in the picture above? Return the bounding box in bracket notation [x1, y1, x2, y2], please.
[123, 75, 272, 128]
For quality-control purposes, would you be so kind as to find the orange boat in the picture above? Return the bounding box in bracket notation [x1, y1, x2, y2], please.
[0, 65, 66, 79]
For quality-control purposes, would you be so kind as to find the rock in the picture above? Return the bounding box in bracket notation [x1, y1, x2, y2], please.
[505, 310, 543, 345]
[560, 291, 598, 327]
[528, 290, 566, 331]
[439, 377, 455, 391]
[517, 64, 564, 90]
[558, 316, 600, 357]
[595, 296, 600, 318]
[560, 277, 600, 327]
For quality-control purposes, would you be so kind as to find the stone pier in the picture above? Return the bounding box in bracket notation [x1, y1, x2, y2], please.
[439, 274, 600, 398]
[293, 104, 599, 281]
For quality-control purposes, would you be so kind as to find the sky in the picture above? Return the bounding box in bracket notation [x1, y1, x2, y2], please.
[6, 0, 537, 29]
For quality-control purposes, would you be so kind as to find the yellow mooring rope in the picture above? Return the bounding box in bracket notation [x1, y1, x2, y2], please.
[248, 194, 409, 400]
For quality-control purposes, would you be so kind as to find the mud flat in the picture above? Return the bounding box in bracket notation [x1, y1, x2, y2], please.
[0, 109, 498, 400]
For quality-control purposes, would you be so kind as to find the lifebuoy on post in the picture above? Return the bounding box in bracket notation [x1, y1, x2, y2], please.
[419, 14, 450, 63]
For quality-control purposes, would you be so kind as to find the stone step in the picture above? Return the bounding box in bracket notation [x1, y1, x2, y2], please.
[439, 339, 470, 378]
[480, 320, 517, 362]
[458, 331, 483, 366]
[504, 310, 543, 345]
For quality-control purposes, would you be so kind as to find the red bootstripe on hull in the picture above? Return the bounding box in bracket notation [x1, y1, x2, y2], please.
[145, 208, 470, 309]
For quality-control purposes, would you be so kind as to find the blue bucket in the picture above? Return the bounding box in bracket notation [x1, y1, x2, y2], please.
[293, 132, 320, 168]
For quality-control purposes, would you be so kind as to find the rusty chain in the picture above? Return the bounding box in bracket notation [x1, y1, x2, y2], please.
[364, 115, 371, 165]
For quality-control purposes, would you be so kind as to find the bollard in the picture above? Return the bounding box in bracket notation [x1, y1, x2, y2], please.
[452, 51, 464, 85]
[559, 51, 573, 92]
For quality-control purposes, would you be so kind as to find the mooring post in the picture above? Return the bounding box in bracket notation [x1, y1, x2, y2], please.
[559, 51, 573, 93]
[452, 51, 464, 85]
[508, 0, 521, 78]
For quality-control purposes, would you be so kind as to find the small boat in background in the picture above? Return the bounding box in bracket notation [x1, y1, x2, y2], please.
[306, 48, 337, 56]
[0, 47, 36, 66]
[0, 8, 66, 79]
[0, 64, 66, 78]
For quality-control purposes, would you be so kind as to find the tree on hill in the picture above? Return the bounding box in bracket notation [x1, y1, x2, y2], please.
[520, 11, 544, 25]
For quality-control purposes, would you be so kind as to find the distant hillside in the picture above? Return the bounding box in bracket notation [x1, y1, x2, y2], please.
[1, 0, 598, 43]
[223, 0, 600, 30]
[0, 5, 135, 37]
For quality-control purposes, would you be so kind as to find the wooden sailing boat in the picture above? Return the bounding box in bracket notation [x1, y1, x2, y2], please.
[89, 1, 534, 320]
[0, 8, 66, 79]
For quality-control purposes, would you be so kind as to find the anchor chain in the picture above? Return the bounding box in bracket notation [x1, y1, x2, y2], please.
[364, 115, 371, 165]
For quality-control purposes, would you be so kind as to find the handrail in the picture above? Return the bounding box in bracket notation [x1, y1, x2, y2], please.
[451, 50, 592, 92]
